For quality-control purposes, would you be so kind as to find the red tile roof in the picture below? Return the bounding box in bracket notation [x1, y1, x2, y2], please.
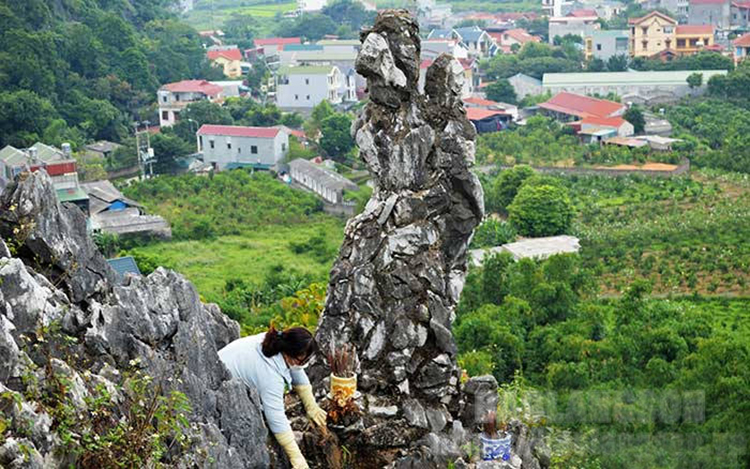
[161, 80, 223, 96]
[540, 92, 625, 118]
[704, 43, 724, 51]
[580, 116, 628, 128]
[490, 28, 541, 45]
[628, 11, 677, 24]
[197, 125, 281, 139]
[465, 108, 509, 120]
[567, 9, 598, 17]
[676, 24, 714, 34]
[734, 1, 750, 8]
[734, 33, 750, 47]
[254, 37, 302, 46]
[207, 48, 243, 61]
[463, 97, 501, 107]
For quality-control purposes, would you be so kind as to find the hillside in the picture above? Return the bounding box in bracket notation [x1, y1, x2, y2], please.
[0, 0, 217, 149]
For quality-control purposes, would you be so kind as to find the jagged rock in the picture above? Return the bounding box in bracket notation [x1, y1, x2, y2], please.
[0, 173, 270, 468]
[0, 172, 116, 303]
[461, 375, 500, 430]
[313, 10, 484, 426]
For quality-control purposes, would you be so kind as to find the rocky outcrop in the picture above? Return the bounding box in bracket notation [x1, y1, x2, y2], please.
[0, 172, 269, 468]
[302, 9, 495, 469]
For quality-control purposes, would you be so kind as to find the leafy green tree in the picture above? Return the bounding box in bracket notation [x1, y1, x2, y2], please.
[278, 14, 337, 41]
[586, 58, 606, 72]
[322, 0, 375, 31]
[0, 90, 56, 147]
[485, 79, 518, 104]
[151, 132, 194, 174]
[687, 72, 703, 89]
[173, 101, 233, 142]
[624, 105, 646, 134]
[607, 54, 629, 71]
[306, 100, 335, 137]
[507, 183, 574, 237]
[319, 113, 354, 161]
[470, 219, 516, 248]
[487, 164, 536, 214]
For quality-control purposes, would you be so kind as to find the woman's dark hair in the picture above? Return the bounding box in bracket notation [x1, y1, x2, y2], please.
[262, 324, 316, 361]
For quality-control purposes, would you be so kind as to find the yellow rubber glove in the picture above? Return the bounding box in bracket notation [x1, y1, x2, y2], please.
[275, 430, 309, 469]
[294, 384, 327, 427]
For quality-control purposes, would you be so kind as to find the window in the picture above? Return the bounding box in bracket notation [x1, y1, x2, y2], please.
[227, 142, 232, 150]
[282, 143, 286, 151]
[162, 95, 168, 103]
[642, 26, 648, 35]
[210, 140, 215, 149]
[238, 147, 241, 154]
[162, 111, 169, 121]
[199, 136, 203, 147]
[664, 26, 673, 33]
[295, 94, 299, 100]
[175, 94, 180, 101]
[251, 146, 258, 154]
[642, 40, 648, 50]
[677, 38, 686, 47]
[306, 95, 310, 100]
[305, 78, 310, 85]
[596, 44, 602, 51]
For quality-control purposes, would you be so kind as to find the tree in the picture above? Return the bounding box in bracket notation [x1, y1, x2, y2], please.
[507, 183, 574, 237]
[151, 132, 193, 174]
[172, 101, 233, 142]
[624, 106, 646, 134]
[487, 164, 536, 214]
[319, 113, 354, 161]
[687, 72, 703, 89]
[607, 54, 629, 72]
[322, 0, 375, 31]
[279, 14, 337, 41]
[485, 79, 518, 104]
[0, 90, 56, 147]
[586, 58, 606, 72]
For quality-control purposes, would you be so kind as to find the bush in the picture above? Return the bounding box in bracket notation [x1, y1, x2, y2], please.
[487, 164, 536, 214]
[508, 183, 574, 237]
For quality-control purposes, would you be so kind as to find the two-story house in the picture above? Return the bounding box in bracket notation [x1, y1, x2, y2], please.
[206, 46, 244, 78]
[427, 27, 496, 58]
[488, 28, 542, 54]
[585, 30, 630, 60]
[157, 80, 224, 127]
[629, 11, 678, 57]
[689, 0, 732, 30]
[675, 24, 715, 53]
[197, 125, 289, 171]
[275, 65, 350, 110]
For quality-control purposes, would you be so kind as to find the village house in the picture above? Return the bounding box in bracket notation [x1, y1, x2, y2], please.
[489, 28, 542, 54]
[539, 92, 626, 122]
[466, 108, 511, 133]
[629, 11, 678, 57]
[688, 0, 732, 30]
[470, 235, 581, 265]
[463, 97, 519, 121]
[675, 24, 715, 53]
[84, 141, 122, 161]
[275, 65, 353, 110]
[197, 124, 289, 171]
[733, 1, 750, 29]
[288, 158, 358, 204]
[81, 180, 171, 238]
[157, 80, 224, 127]
[574, 115, 635, 143]
[206, 46, 244, 78]
[427, 27, 496, 58]
[421, 39, 470, 60]
[548, 14, 600, 43]
[734, 32, 750, 63]
[585, 30, 630, 60]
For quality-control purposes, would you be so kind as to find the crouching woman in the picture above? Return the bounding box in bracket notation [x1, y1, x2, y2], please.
[218, 326, 326, 469]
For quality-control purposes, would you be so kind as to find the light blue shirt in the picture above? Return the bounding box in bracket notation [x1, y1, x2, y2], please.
[218, 333, 310, 434]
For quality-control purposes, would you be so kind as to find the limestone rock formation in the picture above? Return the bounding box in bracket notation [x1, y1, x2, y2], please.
[303, 9, 494, 468]
[0, 172, 269, 468]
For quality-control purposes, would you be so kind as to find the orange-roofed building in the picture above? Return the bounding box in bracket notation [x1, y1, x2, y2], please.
[675, 24, 714, 54]
[157, 80, 225, 128]
[733, 33, 750, 63]
[539, 92, 626, 122]
[254, 37, 302, 55]
[206, 47, 244, 78]
[465, 108, 510, 133]
[489, 28, 541, 54]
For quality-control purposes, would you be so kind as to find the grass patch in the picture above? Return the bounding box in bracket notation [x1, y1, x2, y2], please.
[127, 218, 344, 302]
[183, 2, 297, 30]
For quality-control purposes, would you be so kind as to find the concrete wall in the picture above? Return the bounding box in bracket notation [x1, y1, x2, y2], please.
[587, 32, 629, 60]
[543, 81, 709, 103]
[549, 19, 600, 43]
[200, 133, 288, 170]
[484, 158, 691, 178]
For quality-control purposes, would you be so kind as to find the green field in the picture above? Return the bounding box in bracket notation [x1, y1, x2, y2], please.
[184, 1, 297, 30]
[128, 218, 343, 302]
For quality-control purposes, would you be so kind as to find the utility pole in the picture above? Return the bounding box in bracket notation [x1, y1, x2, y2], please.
[134, 121, 155, 180]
